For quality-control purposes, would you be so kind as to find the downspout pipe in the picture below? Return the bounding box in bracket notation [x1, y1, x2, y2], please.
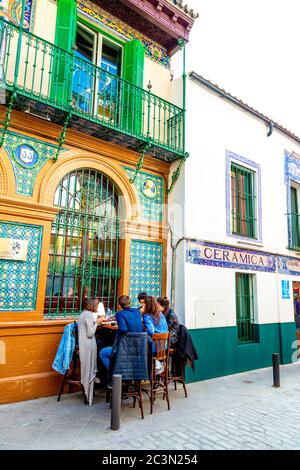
[170, 226, 196, 310]
[14, 0, 26, 86]
[178, 38, 187, 157]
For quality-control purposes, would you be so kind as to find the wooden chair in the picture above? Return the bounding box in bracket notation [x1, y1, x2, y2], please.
[148, 332, 170, 414]
[168, 348, 188, 398]
[123, 380, 145, 419]
[106, 332, 150, 419]
[57, 323, 88, 404]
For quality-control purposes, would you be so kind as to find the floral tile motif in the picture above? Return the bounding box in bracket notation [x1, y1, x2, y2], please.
[0, 221, 43, 311]
[3, 131, 57, 196]
[125, 167, 164, 222]
[0, 0, 36, 31]
[77, 0, 171, 69]
[129, 240, 162, 303]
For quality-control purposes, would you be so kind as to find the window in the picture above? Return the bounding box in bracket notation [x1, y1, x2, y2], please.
[236, 273, 256, 343]
[72, 23, 122, 117]
[231, 162, 257, 238]
[289, 186, 300, 250]
[44, 169, 120, 317]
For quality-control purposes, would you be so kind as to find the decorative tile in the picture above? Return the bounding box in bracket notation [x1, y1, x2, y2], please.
[0, 221, 43, 311]
[129, 240, 162, 303]
[0, 0, 36, 31]
[3, 131, 57, 196]
[77, 0, 171, 69]
[125, 167, 164, 222]
[186, 240, 276, 273]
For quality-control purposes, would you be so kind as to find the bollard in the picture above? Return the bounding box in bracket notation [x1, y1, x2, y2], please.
[110, 374, 122, 431]
[272, 353, 280, 388]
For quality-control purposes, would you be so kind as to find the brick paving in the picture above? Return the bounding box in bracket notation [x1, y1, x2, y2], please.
[2, 363, 300, 450]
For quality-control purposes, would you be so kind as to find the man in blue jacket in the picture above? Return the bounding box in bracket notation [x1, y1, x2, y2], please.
[100, 295, 144, 369]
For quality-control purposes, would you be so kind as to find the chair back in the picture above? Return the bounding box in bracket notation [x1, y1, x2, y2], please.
[72, 320, 79, 349]
[152, 332, 170, 361]
[112, 332, 150, 380]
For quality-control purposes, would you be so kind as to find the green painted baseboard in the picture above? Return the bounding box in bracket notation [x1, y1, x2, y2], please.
[185, 322, 296, 383]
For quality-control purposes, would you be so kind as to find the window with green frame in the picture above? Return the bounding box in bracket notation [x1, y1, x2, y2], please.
[231, 162, 257, 238]
[289, 186, 300, 250]
[236, 273, 256, 343]
[52, 0, 145, 129]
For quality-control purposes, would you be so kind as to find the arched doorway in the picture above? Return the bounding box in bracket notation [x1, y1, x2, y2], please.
[44, 168, 120, 317]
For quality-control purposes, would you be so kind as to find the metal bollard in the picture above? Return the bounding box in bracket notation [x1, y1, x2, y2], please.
[110, 374, 122, 431]
[272, 353, 280, 388]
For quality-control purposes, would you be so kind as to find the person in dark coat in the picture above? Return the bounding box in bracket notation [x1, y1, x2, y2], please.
[157, 296, 179, 347]
[176, 324, 199, 371]
[99, 295, 144, 370]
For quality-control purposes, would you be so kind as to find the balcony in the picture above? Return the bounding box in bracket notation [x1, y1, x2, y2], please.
[0, 18, 185, 162]
[288, 212, 300, 251]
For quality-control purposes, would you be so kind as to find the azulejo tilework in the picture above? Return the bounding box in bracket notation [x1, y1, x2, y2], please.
[129, 240, 162, 302]
[0, 0, 36, 31]
[0, 221, 43, 311]
[125, 167, 164, 222]
[3, 131, 57, 196]
[76, 0, 171, 69]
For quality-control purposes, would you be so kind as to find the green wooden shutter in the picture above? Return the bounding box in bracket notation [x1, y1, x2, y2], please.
[236, 274, 254, 342]
[122, 39, 144, 135]
[231, 163, 256, 238]
[291, 187, 300, 248]
[51, 0, 77, 107]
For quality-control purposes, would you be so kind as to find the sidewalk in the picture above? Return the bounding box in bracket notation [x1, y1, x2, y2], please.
[2, 363, 300, 450]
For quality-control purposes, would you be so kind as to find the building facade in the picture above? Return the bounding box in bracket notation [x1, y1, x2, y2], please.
[170, 71, 300, 383]
[0, 0, 196, 403]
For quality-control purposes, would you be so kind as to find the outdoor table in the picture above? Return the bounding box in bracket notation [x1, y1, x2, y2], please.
[98, 321, 118, 331]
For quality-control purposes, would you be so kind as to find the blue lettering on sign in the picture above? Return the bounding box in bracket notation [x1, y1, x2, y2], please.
[282, 280, 290, 299]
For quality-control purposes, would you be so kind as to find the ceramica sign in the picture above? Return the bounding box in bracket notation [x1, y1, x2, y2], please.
[186, 240, 276, 273]
[0, 238, 28, 261]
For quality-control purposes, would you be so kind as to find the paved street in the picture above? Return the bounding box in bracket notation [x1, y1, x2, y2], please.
[2, 363, 300, 450]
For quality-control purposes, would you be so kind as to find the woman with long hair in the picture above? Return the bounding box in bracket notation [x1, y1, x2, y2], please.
[157, 296, 179, 347]
[77, 298, 104, 405]
[141, 296, 168, 374]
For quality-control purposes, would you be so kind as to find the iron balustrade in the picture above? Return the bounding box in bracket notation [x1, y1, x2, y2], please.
[287, 212, 300, 251]
[0, 17, 184, 156]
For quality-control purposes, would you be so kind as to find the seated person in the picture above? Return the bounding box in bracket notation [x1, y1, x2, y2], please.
[99, 295, 144, 370]
[141, 296, 168, 374]
[137, 291, 148, 311]
[157, 296, 179, 347]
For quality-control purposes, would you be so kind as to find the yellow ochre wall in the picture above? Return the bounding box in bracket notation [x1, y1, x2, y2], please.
[0, 108, 170, 404]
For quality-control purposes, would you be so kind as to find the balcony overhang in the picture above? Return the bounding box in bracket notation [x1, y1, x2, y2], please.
[94, 0, 197, 55]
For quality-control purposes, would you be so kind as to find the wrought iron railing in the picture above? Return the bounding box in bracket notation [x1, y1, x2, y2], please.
[0, 17, 184, 156]
[236, 318, 255, 343]
[287, 212, 300, 250]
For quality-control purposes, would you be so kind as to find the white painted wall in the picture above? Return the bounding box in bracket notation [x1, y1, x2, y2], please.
[144, 58, 172, 102]
[34, 0, 57, 42]
[168, 72, 300, 330]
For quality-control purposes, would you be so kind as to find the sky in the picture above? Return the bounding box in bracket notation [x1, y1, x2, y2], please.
[182, 0, 300, 135]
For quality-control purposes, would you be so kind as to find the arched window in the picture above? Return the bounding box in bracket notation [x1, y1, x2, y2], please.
[44, 168, 120, 317]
